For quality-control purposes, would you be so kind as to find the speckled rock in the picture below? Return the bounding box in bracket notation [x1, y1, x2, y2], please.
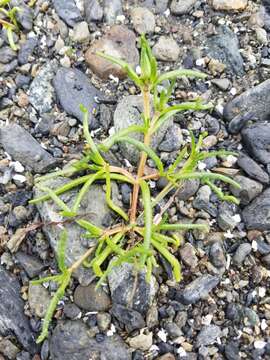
[211, 0, 248, 11]
[170, 0, 196, 15]
[53, 0, 82, 27]
[152, 36, 180, 62]
[130, 7, 155, 34]
[74, 283, 111, 311]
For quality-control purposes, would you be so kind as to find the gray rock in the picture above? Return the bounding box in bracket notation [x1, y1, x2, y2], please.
[50, 320, 131, 360]
[164, 322, 182, 339]
[130, 7, 155, 34]
[64, 303, 81, 319]
[0, 124, 58, 173]
[224, 79, 270, 122]
[114, 95, 171, 164]
[84, 0, 103, 23]
[176, 179, 200, 201]
[35, 179, 120, 284]
[242, 188, 270, 230]
[241, 123, 270, 165]
[0, 266, 37, 353]
[196, 325, 221, 348]
[140, 0, 169, 13]
[158, 124, 182, 152]
[0, 46, 16, 64]
[29, 61, 57, 114]
[18, 38, 38, 65]
[71, 21, 90, 43]
[153, 36, 180, 62]
[174, 311, 188, 329]
[74, 283, 111, 311]
[111, 304, 145, 333]
[237, 153, 269, 184]
[10, 0, 33, 31]
[176, 274, 220, 304]
[230, 175, 263, 205]
[205, 25, 244, 76]
[170, 0, 196, 15]
[53, 67, 100, 127]
[97, 312, 111, 331]
[104, 0, 123, 24]
[193, 185, 211, 210]
[225, 342, 240, 360]
[211, 78, 231, 91]
[0, 59, 17, 75]
[108, 262, 156, 315]
[217, 202, 239, 231]
[180, 243, 198, 268]
[15, 252, 46, 278]
[233, 243, 252, 266]
[210, 242, 226, 268]
[53, 0, 82, 27]
[28, 283, 51, 318]
[0, 338, 20, 360]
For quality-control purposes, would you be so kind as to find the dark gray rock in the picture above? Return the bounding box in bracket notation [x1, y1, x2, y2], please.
[164, 322, 182, 339]
[0, 266, 37, 353]
[241, 123, 270, 165]
[224, 79, 270, 121]
[158, 124, 182, 152]
[170, 0, 196, 15]
[53, 0, 82, 27]
[0, 59, 17, 75]
[210, 242, 226, 268]
[225, 342, 240, 360]
[0, 46, 16, 64]
[205, 26, 244, 75]
[50, 320, 131, 360]
[196, 325, 221, 348]
[108, 262, 156, 315]
[237, 153, 269, 184]
[242, 188, 270, 230]
[15, 252, 46, 278]
[74, 283, 111, 311]
[230, 175, 263, 205]
[176, 179, 200, 201]
[64, 303, 81, 319]
[217, 202, 239, 231]
[53, 67, 100, 127]
[10, 0, 33, 31]
[176, 275, 220, 304]
[0, 124, 58, 173]
[233, 243, 252, 266]
[84, 0, 103, 23]
[29, 61, 57, 114]
[104, 0, 123, 24]
[227, 111, 255, 134]
[111, 304, 145, 333]
[18, 38, 38, 65]
[15, 74, 31, 87]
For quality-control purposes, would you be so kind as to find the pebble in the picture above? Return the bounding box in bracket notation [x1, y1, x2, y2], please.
[211, 78, 231, 91]
[158, 124, 182, 152]
[211, 0, 248, 11]
[196, 325, 221, 348]
[28, 283, 51, 318]
[97, 312, 111, 332]
[230, 175, 263, 205]
[111, 304, 145, 333]
[242, 188, 270, 230]
[15, 252, 46, 278]
[255, 27, 268, 45]
[164, 322, 182, 339]
[128, 332, 153, 351]
[210, 242, 226, 268]
[170, 0, 196, 15]
[18, 38, 38, 65]
[233, 243, 252, 266]
[0, 46, 16, 64]
[176, 179, 200, 201]
[0, 339, 20, 359]
[52, 0, 82, 27]
[152, 36, 180, 62]
[71, 21, 90, 43]
[130, 7, 155, 34]
[74, 284, 111, 311]
[63, 303, 81, 319]
[11, 0, 33, 30]
[217, 203, 239, 231]
[84, 0, 103, 23]
[237, 153, 269, 184]
[180, 243, 198, 268]
[104, 0, 123, 24]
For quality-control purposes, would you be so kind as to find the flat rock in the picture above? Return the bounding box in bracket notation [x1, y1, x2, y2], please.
[211, 0, 248, 11]
[74, 283, 111, 311]
[85, 25, 139, 80]
[53, 0, 82, 27]
[205, 25, 244, 76]
[170, 0, 196, 15]
[18, 38, 38, 65]
[104, 0, 123, 24]
[0, 266, 37, 353]
[237, 153, 269, 184]
[50, 320, 131, 360]
[224, 79, 270, 122]
[53, 67, 100, 127]
[84, 0, 103, 23]
[229, 175, 263, 205]
[242, 188, 270, 230]
[111, 304, 145, 333]
[152, 36, 180, 62]
[130, 7, 155, 34]
[241, 123, 270, 165]
[196, 325, 221, 348]
[0, 124, 58, 173]
[15, 252, 46, 278]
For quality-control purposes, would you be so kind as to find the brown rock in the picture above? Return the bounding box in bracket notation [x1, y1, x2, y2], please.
[157, 354, 176, 360]
[211, 0, 248, 11]
[85, 25, 139, 80]
[74, 283, 111, 311]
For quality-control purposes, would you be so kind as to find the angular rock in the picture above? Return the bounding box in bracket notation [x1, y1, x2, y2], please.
[205, 25, 244, 76]
[50, 320, 131, 360]
[176, 179, 200, 201]
[242, 188, 270, 230]
[170, 0, 196, 15]
[140, 0, 169, 13]
[0, 59, 17, 75]
[158, 124, 182, 152]
[224, 79, 270, 122]
[104, 0, 123, 24]
[10, 0, 33, 31]
[85, 25, 139, 80]
[196, 325, 221, 348]
[71, 21, 90, 43]
[111, 304, 145, 333]
[211, 0, 248, 11]
[210, 242, 226, 268]
[53, 0, 82, 27]
[53, 67, 100, 127]
[241, 123, 270, 165]
[217, 202, 239, 231]
[180, 243, 198, 268]
[153, 36, 180, 62]
[84, 0, 103, 23]
[114, 95, 171, 163]
[74, 283, 111, 311]
[108, 262, 156, 315]
[176, 274, 220, 304]
[0, 266, 36, 353]
[130, 7, 155, 34]
[15, 252, 46, 278]
[18, 38, 38, 65]
[28, 283, 51, 318]
[0, 124, 58, 173]
[237, 153, 269, 184]
[0, 46, 16, 64]
[29, 61, 57, 114]
[230, 175, 263, 205]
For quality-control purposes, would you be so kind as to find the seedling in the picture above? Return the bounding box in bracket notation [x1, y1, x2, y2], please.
[30, 35, 240, 343]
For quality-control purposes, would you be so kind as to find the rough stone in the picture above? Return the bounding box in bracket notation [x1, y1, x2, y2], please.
[15, 252, 46, 278]
[180, 243, 198, 268]
[242, 188, 270, 230]
[53, 0, 82, 27]
[74, 283, 111, 311]
[211, 0, 248, 11]
[170, 0, 196, 15]
[18, 38, 38, 65]
[28, 283, 51, 318]
[130, 7, 155, 34]
[230, 175, 263, 205]
[196, 325, 221, 348]
[158, 124, 182, 152]
[233, 243, 252, 266]
[0, 339, 20, 360]
[210, 242, 226, 268]
[84, 0, 103, 23]
[237, 153, 269, 184]
[128, 332, 153, 351]
[71, 21, 90, 42]
[10, 0, 33, 31]
[153, 36, 180, 62]
[85, 25, 139, 80]
[176, 179, 200, 201]
[0, 47, 16, 64]
[140, 0, 169, 14]
[104, 0, 123, 24]
[111, 304, 145, 333]
[217, 202, 239, 231]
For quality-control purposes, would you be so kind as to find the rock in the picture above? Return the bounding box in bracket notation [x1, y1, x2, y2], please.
[176, 274, 220, 304]
[196, 325, 221, 348]
[217, 202, 239, 231]
[233, 243, 252, 266]
[114, 95, 171, 163]
[224, 79, 270, 122]
[128, 332, 153, 351]
[29, 61, 57, 114]
[64, 303, 81, 319]
[0, 124, 58, 173]
[50, 320, 131, 360]
[18, 38, 38, 65]
[242, 188, 270, 230]
[111, 304, 145, 333]
[230, 175, 263, 205]
[0, 46, 16, 64]
[153, 36, 180, 62]
[211, 0, 248, 11]
[211, 78, 231, 91]
[15, 252, 46, 278]
[0, 266, 36, 353]
[164, 322, 182, 339]
[84, 0, 103, 23]
[130, 7, 155, 34]
[157, 355, 176, 360]
[53, 0, 82, 27]
[210, 242, 226, 268]
[53, 67, 100, 127]
[141, 0, 169, 13]
[97, 312, 111, 331]
[10, 0, 33, 31]
[71, 21, 90, 42]
[85, 25, 139, 80]
[74, 283, 111, 311]
[237, 154, 269, 184]
[158, 124, 182, 152]
[35, 179, 120, 284]
[176, 179, 200, 201]
[205, 25, 244, 76]
[180, 243, 198, 268]
[193, 185, 211, 210]
[225, 342, 240, 360]
[241, 124, 270, 165]
[255, 27, 268, 45]
[174, 311, 187, 329]
[108, 259, 156, 316]
[170, 0, 196, 15]
[28, 283, 51, 318]
[0, 338, 20, 359]
[0, 59, 17, 75]
[104, 0, 123, 24]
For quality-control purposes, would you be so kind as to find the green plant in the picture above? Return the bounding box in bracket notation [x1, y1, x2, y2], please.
[0, 0, 20, 50]
[30, 35, 240, 343]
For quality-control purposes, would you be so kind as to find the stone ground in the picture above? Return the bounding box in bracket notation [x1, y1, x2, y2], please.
[0, 0, 270, 359]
